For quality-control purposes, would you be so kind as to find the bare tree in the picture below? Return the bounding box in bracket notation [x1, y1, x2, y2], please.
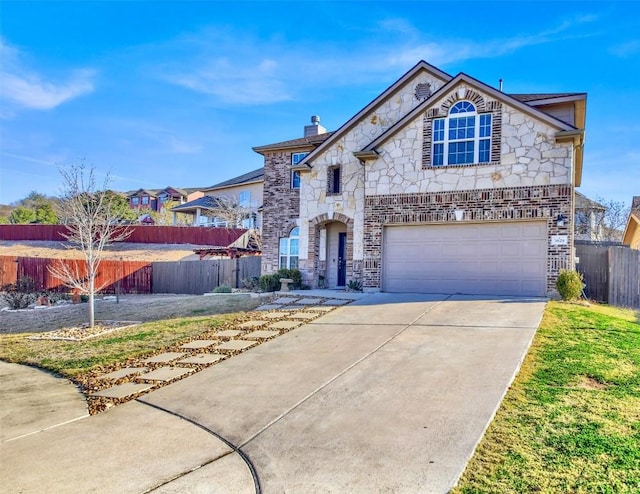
[49, 163, 132, 328]
[595, 196, 630, 242]
[204, 196, 262, 249]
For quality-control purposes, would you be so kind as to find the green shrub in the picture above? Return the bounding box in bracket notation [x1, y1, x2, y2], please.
[347, 279, 363, 292]
[1, 276, 38, 309]
[213, 285, 232, 293]
[556, 270, 583, 301]
[259, 274, 281, 292]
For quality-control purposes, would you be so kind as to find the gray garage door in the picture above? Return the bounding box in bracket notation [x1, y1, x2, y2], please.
[382, 222, 547, 296]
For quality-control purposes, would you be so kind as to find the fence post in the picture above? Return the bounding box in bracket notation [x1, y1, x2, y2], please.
[235, 257, 240, 289]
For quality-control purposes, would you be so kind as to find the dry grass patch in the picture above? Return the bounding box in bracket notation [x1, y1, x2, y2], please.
[0, 314, 237, 377]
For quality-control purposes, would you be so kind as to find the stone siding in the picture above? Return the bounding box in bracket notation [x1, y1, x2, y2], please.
[363, 185, 572, 294]
[299, 71, 448, 269]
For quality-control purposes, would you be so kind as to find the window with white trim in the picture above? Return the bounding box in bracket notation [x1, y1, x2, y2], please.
[279, 227, 299, 269]
[141, 196, 149, 205]
[132, 197, 139, 206]
[291, 170, 301, 189]
[290, 153, 307, 190]
[292, 152, 308, 165]
[432, 101, 491, 166]
[238, 190, 250, 206]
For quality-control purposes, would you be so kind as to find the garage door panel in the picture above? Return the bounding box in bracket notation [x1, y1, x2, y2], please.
[383, 222, 547, 296]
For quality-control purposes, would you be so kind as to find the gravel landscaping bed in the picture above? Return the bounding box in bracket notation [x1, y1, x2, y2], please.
[0, 293, 270, 333]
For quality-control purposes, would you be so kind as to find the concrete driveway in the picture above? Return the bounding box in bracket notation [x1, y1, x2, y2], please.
[1, 293, 546, 493]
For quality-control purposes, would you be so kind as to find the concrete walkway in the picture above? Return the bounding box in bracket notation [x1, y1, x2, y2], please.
[1, 293, 546, 493]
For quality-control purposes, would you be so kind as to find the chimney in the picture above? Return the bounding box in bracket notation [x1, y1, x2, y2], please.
[304, 115, 326, 137]
[632, 196, 640, 210]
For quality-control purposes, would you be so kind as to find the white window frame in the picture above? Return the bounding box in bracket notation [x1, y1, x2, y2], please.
[238, 190, 250, 206]
[292, 152, 308, 165]
[432, 101, 491, 166]
[291, 170, 301, 189]
[141, 196, 149, 205]
[279, 227, 299, 270]
[131, 197, 139, 206]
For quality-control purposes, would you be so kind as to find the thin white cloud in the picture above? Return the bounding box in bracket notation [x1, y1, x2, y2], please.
[386, 14, 599, 68]
[0, 38, 96, 111]
[153, 13, 598, 105]
[117, 119, 203, 154]
[610, 40, 640, 58]
[165, 55, 291, 105]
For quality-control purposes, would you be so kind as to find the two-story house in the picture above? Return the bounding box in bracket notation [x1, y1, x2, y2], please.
[254, 60, 587, 297]
[127, 186, 203, 212]
[170, 167, 264, 228]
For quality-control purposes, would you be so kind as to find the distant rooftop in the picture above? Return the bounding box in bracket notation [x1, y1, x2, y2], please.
[203, 167, 264, 191]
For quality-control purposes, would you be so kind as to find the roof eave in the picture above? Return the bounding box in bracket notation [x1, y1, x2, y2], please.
[203, 178, 264, 193]
[299, 60, 453, 167]
[522, 93, 587, 106]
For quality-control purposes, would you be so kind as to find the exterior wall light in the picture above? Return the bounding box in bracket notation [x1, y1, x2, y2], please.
[556, 214, 568, 227]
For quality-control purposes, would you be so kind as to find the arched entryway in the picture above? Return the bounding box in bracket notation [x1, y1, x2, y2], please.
[308, 213, 353, 289]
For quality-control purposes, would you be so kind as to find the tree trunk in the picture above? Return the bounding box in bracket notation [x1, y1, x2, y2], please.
[89, 278, 95, 328]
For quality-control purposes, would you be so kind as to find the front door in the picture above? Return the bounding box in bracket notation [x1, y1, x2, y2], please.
[337, 232, 347, 287]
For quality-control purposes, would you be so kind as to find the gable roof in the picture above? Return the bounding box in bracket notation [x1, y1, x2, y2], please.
[127, 188, 158, 198]
[575, 191, 605, 211]
[170, 195, 226, 212]
[355, 71, 584, 185]
[295, 60, 453, 168]
[203, 167, 264, 191]
[158, 186, 189, 197]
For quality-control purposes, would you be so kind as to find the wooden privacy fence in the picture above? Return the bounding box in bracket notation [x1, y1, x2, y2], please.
[0, 224, 247, 246]
[576, 243, 640, 308]
[0, 256, 262, 295]
[152, 257, 262, 295]
[0, 256, 152, 294]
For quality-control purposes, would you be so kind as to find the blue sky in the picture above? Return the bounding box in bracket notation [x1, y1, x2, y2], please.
[1, 1, 638, 206]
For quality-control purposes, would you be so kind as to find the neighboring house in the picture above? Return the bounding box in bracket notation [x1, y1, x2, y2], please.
[574, 191, 605, 241]
[170, 168, 264, 228]
[622, 196, 640, 249]
[127, 187, 203, 212]
[254, 60, 587, 296]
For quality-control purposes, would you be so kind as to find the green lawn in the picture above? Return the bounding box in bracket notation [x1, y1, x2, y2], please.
[0, 313, 237, 377]
[453, 301, 640, 493]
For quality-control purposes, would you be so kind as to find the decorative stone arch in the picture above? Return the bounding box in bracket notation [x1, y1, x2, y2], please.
[440, 88, 487, 113]
[422, 87, 502, 168]
[306, 212, 354, 288]
[278, 220, 299, 239]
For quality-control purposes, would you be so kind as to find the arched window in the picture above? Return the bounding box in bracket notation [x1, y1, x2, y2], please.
[432, 101, 492, 166]
[279, 227, 299, 269]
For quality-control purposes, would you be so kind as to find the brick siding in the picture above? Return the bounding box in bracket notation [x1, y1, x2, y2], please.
[363, 184, 572, 294]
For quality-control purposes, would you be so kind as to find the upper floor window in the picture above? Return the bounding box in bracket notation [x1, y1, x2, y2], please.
[432, 101, 491, 166]
[132, 197, 139, 206]
[141, 196, 149, 205]
[291, 170, 301, 189]
[292, 152, 308, 166]
[327, 165, 341, 194]
[238, 191, 250, 206]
